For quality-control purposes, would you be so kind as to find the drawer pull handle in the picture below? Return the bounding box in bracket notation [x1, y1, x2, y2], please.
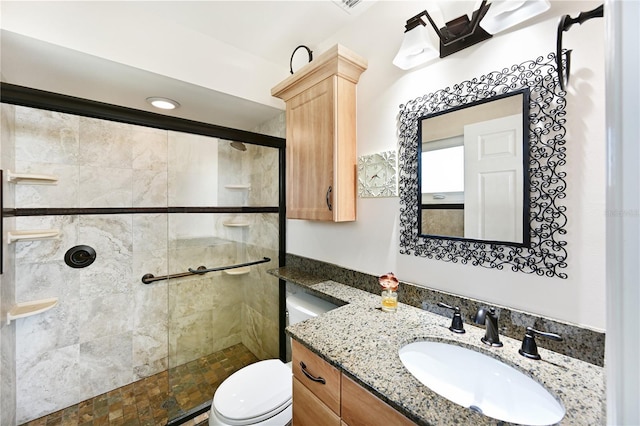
[300, 361, 326, 385]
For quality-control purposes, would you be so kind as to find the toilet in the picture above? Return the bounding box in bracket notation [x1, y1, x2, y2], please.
[208, 291, 338, 426]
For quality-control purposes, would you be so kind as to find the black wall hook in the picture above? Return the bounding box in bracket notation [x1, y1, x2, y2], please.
[556, 4, 604, 91]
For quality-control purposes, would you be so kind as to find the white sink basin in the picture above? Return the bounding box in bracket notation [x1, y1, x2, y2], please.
[399, 341, 565, 425]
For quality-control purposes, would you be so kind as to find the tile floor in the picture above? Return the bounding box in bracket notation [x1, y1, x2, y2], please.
[20, 344, 259, 426]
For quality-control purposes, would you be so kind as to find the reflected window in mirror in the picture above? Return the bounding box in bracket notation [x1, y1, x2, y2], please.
[421, 139, 465, 238]
[418, 90, 529, 245]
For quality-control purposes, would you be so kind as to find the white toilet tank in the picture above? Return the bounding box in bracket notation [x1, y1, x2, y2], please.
[286, 291, 338, 325]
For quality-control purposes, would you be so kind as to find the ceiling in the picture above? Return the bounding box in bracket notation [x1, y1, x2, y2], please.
[0, 0, 377, 132]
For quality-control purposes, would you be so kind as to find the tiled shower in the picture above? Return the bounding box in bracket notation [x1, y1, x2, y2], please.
[0, 103, 283, 425]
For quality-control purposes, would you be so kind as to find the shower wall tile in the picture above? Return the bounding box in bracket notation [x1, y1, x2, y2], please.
[168, 131, 218, 207]
[0, 92, 17, 426]
[169, 277, 215, 319]
[0, 322, 16, 426]
[77, 215, 133, 266]
[133, 315, 167, 356]
[247, 145, 279, 207]
[210, 305, 242, 352]
[218, 140, 248, 206]
[169, 310, 214, 368]
[133, 214, 168, 253]
[79, 332, 134, 397]
[78, 293, 134, 343]
[246, 214, 279, 251]
[16, 345, 82, 424]
[132, 126, 168, 171]
[132, 322, 168, 379]
[15, 260, 78, 302]
[3, 103, 20, 426]
[78, 117, 133, 168]
[14, 215, 78, 263]
[242, 304, 278, 360]
[14, 161, 79, 208]
[15, 296, 80, 360]
[133, 281, 168, 330]
[14, 106, 79, 165]
[133, 169, 168, 207]
[78, 165, 133, 207]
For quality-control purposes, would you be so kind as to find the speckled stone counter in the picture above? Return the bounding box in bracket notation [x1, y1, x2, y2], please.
[271, 269, 605, 426]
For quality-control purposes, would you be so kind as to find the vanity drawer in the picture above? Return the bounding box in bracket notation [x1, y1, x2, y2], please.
[341, 375, 415, 426]
[293, 377, 341, 426]
[292, 339, 341, 415]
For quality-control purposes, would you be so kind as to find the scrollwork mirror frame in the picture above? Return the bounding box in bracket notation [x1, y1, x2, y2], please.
[398, 53, 568, 278]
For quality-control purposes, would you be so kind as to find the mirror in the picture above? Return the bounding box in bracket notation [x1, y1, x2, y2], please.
[397, 54, 568, 278]
[418, 90, 529, 245]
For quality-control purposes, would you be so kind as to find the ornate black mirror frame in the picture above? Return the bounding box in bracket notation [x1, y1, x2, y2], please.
[398, 53, 568, 278]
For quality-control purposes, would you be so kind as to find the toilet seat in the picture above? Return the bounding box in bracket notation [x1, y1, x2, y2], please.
[212, 359, 292, 425]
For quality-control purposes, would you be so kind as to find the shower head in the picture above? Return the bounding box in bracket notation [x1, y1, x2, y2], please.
[230, 141, 247, 151]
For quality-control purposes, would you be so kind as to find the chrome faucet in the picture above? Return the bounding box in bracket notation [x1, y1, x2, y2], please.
[474, 307, 503, 347]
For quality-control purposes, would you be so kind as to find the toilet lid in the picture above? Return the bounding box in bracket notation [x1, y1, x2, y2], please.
[213, 359, 292, 424]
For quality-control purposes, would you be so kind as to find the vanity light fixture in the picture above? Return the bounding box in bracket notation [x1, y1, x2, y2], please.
[393, 0, 551, 70]
[146, 97, 180, 110]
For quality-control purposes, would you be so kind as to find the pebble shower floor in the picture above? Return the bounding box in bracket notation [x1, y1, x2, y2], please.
[20, 344, 258, 426]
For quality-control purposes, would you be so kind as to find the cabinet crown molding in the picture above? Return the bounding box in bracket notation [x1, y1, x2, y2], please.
[271, 44, 368, 102]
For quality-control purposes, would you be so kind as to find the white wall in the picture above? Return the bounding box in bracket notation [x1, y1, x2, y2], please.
[287, 1, 606, 330]
[0, 0, 606, 329]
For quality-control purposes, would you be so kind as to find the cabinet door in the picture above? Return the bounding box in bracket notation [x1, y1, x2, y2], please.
[293, 378, 341, 426]
[286, 77, 335, 221]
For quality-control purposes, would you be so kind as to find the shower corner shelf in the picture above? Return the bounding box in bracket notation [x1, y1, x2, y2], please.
[7, 297, 58, 325]
[6, 170, 58, 185]
[222, 221, 250, 227]
[224, 184, 251, 190]
[224, 266, 251, 275]
[7, 229, 61, 244]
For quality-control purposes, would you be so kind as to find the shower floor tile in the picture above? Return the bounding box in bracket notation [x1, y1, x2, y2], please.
[20, 344, 259, 426]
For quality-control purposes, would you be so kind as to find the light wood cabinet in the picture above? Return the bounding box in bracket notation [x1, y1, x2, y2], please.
[272, 44, 367, 222]
[291, 339, 416, 426]
[292, 339, 341, 415]
[293, 378, 341, 426]
[341, 375, 416, 426]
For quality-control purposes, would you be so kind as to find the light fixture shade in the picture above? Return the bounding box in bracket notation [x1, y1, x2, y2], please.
[480, 0, 550, 34]
[393, 24, 439, 70]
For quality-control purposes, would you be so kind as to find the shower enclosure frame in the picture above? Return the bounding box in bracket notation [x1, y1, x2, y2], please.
[0, 82, 288, 425]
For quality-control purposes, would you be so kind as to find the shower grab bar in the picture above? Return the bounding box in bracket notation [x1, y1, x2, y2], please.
[141, 257, 271, 284]
[188, 257, 271, 275]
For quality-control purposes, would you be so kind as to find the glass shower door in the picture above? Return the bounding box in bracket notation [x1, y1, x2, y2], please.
[165, 134, 280, 420]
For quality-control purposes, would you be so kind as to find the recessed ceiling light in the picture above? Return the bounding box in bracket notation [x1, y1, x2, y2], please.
[146, 97, 180, 110]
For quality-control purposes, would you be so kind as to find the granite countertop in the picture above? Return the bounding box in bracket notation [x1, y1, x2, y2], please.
[271, 267, 605, 426]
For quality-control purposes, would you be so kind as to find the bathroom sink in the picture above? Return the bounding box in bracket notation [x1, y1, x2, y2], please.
[399, 341, 565, 425]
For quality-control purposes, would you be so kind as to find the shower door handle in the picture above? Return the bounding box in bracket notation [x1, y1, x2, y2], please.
[326, 186, 332, 211]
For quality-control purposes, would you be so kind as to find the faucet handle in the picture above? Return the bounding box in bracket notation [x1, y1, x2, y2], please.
[519, 327, 563, 360]
[437, 302, 465, 334]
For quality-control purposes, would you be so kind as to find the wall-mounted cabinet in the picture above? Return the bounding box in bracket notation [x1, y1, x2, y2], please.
[272, 44, 367, 222]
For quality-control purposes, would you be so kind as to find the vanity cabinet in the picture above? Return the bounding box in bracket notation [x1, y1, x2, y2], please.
[271, 44, 367, 222]
[291, 339, 415, 426]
